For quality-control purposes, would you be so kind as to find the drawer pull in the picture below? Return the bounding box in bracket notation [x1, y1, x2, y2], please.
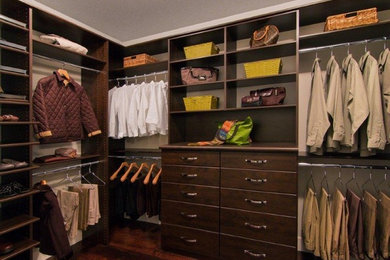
[180, 212, 198, 218]
[181, 192, 198, 197]
[181, 156, 198, 161]
[245, 177, 267, 183]
[244, 250, 266, 258]
[245, 159, 267, 165]
[245, 198, 267, 205]
[244, 222, 267, 230]
[180, 236, 197, 244]
[181, 173, 198, 178]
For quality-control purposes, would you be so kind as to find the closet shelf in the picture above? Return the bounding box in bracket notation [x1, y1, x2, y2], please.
[225, 104, 296, 111]
[298, 153, 390, 165]
[0, 99, 29, 106]
[0, 189, 40, 204]
[0, 239, 39, 260]
[170, 53, 224, 66]
[110, 61, 168, 76]
[0, 215, 39, 236]
[110, 148, 161, 154]
[0, 45, 29, 55]
[170, 81, 224, 91]
[33, 153, 101, 167]
[0, 121, 38, 125]
[161, 142, 298, 152]
[0, 165, 39, 177]
[0, 142, 39, 148]
[0, 20, 29, 32]
[0, 70, 29, 78]
[226, 72, 296, 87]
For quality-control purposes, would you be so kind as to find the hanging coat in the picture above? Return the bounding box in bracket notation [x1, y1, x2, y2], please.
[378, 48, 390, 143]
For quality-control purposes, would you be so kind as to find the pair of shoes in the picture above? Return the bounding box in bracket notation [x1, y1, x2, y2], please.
[0, 239, 14, 255]
[0, 115, 19, 121]
[2, 159, 28, 169]
[0, 181, 29, 198]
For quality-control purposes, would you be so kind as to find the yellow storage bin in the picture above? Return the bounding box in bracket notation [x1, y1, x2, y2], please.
[244, 58, 282, 78]
[184, 42, 220, 59]
[183, 95, 219, 111]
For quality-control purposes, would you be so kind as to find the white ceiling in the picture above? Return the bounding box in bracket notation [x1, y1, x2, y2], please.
[21, 0, 324, 46]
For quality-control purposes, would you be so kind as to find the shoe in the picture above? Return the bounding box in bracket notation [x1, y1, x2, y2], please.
[0, 239, 14, 255]
[1, 115, 19, 121]
[0, 184, 17, 198]
[9, 181, 29, 194]
[2, 159, 28, 169]
[0, 163, 14, 171]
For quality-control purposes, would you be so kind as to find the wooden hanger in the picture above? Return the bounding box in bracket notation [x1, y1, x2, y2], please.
[152, 168, 162, 185]
[58, 68, 70, 86]
[109, 162, 129, 181]
[130, 162, 149, 183]
[120, 162, 139, 182]
[143, 163, 158, 185]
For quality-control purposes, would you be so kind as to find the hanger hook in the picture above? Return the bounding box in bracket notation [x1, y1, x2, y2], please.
[347, 43, 350, 55]
[154, 72, 157, 81]
[384, 36, 387, 50]
[338, 165, 342, 178]
[365, 40, 368, 53]
[330, 46, 334, 57]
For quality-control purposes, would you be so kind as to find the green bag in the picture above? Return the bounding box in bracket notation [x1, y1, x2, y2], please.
[217, 116, 253, 145]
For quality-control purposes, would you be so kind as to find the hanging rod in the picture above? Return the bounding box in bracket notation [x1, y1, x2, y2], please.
[33, 53, 102, 73]
[299, 36, 388, 54]
[108, 155, 161, 160]
[32, 159, 105, 177]
[109, 70, 168, 82]
[298, 162, 389, 170]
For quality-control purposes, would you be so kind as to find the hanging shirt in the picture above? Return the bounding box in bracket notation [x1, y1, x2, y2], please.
[128, 84, 141, 137]
[325, 56, 344, 152]
[108, 86, 118, 138]
[109, 85, 128, 138]
[302, 187, 320, 256]
[146, 80, 168, 135]
[306, 58, 330, 155]
[378, 48, 390, 143]
[138, 82, 151, 136]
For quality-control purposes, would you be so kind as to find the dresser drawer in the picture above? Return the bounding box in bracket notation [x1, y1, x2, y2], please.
[162, 183, 219, 206]
[220, 234, 296, 260]
[221, 188, 296, 216]
[221, 151, 296, 171]
[162, 200, 219, 232]
[162, 224, 219, 258]
[163, 165, 219, 186]
[220, 208, 296, 246]
[221, 168, 296, 193]
[162, 150, 219, 167]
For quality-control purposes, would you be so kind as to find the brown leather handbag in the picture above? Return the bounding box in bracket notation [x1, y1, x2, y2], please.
[181, 67, 218, 85]
[250, 25, 279, 48]
[242, 87, 286, 107]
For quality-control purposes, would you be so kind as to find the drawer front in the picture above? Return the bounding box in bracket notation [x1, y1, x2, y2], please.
[221, 151, 296, 171]
[221, 168, 296, 193]
[221, 234, 296, 260]
[162, 183, 219, 206]
[163, 165, 219, 186]
[162, 150, 219, 167]
[162, 200, 219, 232]
[162, 224, 219, 258]
[221, 188, 296, 216]
[220, 208, 296, 246]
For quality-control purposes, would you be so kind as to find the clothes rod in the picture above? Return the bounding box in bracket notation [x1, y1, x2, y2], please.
[109, 70, 168, 82]
[108, 155, 161, 160]
[298, 162, 389, 170]
[33, 54, 102, 73]
[32, 159, 105, 177]
[299, 36, 388, 54]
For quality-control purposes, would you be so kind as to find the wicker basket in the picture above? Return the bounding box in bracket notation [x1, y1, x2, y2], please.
[324, 7, 378, 31]
[183, 95, 219, 111]
[184, 42, 220, 59]
[244, 58, 282, 78]
[123, 53, 158, 68]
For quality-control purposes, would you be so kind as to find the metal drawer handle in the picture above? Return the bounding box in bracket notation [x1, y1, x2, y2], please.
[245, 159, 267, 164]
[181, 156, 198, 161]
[245, 177, 267, 183]
[181, 192, 198, 197]
[181, 173, 198, 178]
[180, 236, 197, 243]
[244, 222, 267, 230]
[244, 198, 267, 205]
[180, 212, 198, 218]
[244, 250, 266, 258]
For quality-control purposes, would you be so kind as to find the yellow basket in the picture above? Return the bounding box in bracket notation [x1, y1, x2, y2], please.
[184, 42, 220, 59]
[244, 58, 282, 78]
[183, 95, 219, 111]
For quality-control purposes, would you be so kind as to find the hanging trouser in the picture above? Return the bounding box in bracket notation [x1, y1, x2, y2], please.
[362, 190, 378, 259]
[346, 189, 364, 259]
[319, 188, 332, 260]
[57, 190, 79, 240]
[378, 191, 390, 259]
[331, 188, 349, 260]
[303, 187, 320, 256]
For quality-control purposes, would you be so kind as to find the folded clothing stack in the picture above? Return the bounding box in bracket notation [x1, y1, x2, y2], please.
[33, 148, 78, 163]
[40, 34, 88, 55]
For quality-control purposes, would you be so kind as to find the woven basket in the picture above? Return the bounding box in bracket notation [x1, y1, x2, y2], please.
[244, 58, 282, 78]
[184, 42, 220, 59]
[324, 7, 378, 31]
[183, 95, 219, 111]
[123, 53, 158, 68]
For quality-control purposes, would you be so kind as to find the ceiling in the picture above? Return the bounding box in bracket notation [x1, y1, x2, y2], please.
[21, 0, 324, 46]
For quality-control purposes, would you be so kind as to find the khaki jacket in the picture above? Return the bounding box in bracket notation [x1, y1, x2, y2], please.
[325, 56, 344, 151]
[306, 58, 330, 155]
[340, 54, 369, 152]
[359, 52, 386, 156]
[379, 48, 390, 143]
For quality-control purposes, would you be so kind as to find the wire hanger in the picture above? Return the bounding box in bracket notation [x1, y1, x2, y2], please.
[315, 48, 318, 59]
[306, 167, 317, 195]
[347, 43, 350, 55]
[384, 36, 387, 50]
[84, 163, 106, 186]
[346, 166, 362, 196]
[330, 46, 334, 57]
[362, 167, 379, 194]
[334, 166, 345, 194]
[377, 167, 389, 194]
[364, 40, 368, 53]
[320, 168, 330, 197]
[76, 169, 94, 189]
[55, 167, 75, 187]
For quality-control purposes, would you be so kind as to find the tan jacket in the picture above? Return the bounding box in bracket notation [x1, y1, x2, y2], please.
[340, 54, 369, 152]
[325, 56, 344, 151]
[306, 58, 330, 155]
[359, 51, 386, 156]
[379, 48, 390, 143]
[303, 188, 320, 256]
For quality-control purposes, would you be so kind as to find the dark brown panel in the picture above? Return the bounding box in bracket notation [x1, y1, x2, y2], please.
[161, 224, 219, 258]
[162, 165, 219, 186]
[221, 168, 296, 193]
[161, 200, 219, 232]
[220, 208, 296, 246]
[162, 183, 219, 206]
[221, 188, 296, 216]
[162, 150, 219, 167]
[221, 234, 296, 260]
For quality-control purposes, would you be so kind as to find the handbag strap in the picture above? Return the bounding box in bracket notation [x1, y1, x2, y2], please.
[253, 25, 270, 41]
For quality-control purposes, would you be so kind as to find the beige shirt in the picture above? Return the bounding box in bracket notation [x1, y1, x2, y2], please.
[379, 48, 390, 143]
[306, 58, 330, 155]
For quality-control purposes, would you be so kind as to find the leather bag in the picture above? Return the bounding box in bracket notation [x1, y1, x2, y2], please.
[181, 67, 218, 85]
[250, 25, 279, 48]
[242, 87, 286, 107]
[55, 148, 78, 158]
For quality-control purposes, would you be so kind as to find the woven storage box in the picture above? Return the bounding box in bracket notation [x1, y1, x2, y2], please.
[123, 53, 158, 68]
[183, 95, 219, 111]
[184, 42, 220, 59]
[244, 58, 282, 78]
[324, 7, 378, 31]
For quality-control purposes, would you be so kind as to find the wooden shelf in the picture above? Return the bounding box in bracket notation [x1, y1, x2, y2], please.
[0, 142, 39, 148]
[0, 121, 37, 125]
[0, 189, 40, 204]
[227, 73, 296, 87]
[0, 19, 28, 32]
[0, 99, 29, 106]
[0, 70, 28, 78]
[170, 81, 224, 91]
[0, 165, 39, 177]
[0, 45, 28, 55]
[33, 153, 100, 167]
[110, 61, 168, 76]
[161, 142, 298, 152]
[0, 239, 39, 260]
[170, 53, 224, 67]
[0, 215, 39, 236]
[171, 104, 296, 114]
